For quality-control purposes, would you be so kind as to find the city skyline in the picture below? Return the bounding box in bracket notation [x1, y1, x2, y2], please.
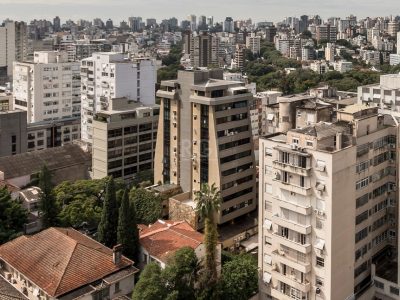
[0, 0, 399, 24]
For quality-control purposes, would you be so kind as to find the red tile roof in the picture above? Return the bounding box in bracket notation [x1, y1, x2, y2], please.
[139, 220, 204, 262]
[0, 227, 133, 297]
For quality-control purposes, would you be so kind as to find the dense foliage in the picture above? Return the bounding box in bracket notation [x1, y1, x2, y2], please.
[129, 188, 163, 224]
[97, 177, 119, 247]
[158, 42, 184, 82]
[219, 254, 258, 300]
[0, 187, 27, 244]
[117, 189, 139, 260]
[38, 165, 59, 228]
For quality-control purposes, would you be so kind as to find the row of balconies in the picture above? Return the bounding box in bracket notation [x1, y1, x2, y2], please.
[272, 160, 311, 177]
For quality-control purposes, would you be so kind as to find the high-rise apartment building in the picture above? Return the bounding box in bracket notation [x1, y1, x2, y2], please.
[187, 15, 197, 31]
[259, 104, 398, 300]
[13, 51, 80, 123]
[223, 17, 235, 33]
[246, 32, 261, 55]
[92, 97, 159, 181]
[0, 21, 28, 77]
[316, 24, 337, 42]
[387, 19, 399, 37]
[80, 53, 156, 144]
[53, 16, 61, 32]
[154, 70, 257, 225]
[189, 32, 219, 68]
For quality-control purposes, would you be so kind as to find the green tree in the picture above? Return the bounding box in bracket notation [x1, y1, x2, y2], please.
[0, 187, 27, 244]
[38, 165, 59, 228]
[98, 177, 118, 247]
[219, 254, 258, 300]
[162, 247, 200, 300]
[129, 188, 163, 224]
[117, 189, 139, 261]
[132, 262, 167, 300]
[55, 178, 108, 227]
[194, 183, 221, 296]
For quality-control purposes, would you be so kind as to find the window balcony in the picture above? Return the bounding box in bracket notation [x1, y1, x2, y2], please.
[272, 214, 311, 235]
[273, 196, 312, 216]
[273, 179, 312, 196]
[271, 250, 311, 274]
[271, 286, 309, 300]
[156, 89, 178, 100]
[271, 270, 311, 293]
[272, 233, 311, 254]
[272, 160, 311, 176]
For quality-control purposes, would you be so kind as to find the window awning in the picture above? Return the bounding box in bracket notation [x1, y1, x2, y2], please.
[267, 114, 275, 121]
[264, 254, 272, 265]
[264, 219, 272, 229]
[314, 238, 325, 251]
[263, 272, 272, 283]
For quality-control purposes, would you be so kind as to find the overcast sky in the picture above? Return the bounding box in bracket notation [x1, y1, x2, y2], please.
[0, 0, 398, 24]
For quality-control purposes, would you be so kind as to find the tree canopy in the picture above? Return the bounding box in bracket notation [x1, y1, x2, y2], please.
[0, 187, 27, 244]
[38, 165, 59, 228]
[129, 188, 163, 224]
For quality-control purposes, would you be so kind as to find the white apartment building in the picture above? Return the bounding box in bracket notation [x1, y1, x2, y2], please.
[80, 53, 156, 143]
[358, 74, 400, 117]
[246, 33, 261, 55]
[13, 51, 80, 123]
[259, 104, 398, 300]
[0, 21, 27, 77]
[334, 60, 353, 73]
[310, 61, 328, 74]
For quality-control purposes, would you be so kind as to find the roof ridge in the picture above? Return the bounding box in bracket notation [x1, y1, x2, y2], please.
[168, 226, 203, 244]
[53, 239, 77, 296]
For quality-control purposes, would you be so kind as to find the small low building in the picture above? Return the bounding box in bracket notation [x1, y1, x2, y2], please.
[0, 144, 91, 187]
[0, 227, 139, 300]
[138, 220, 221, 270]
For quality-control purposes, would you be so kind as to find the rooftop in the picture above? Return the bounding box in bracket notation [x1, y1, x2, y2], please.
[291, 121, 349, 139]
[0, 144, 90, 180]
[139, 220, 203, 263]
[0, 276, 26, 300]
[0, 227, 136, 298]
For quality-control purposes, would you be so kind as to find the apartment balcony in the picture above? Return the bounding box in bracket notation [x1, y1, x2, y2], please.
[156, 89, 178, 100]
[272, 233, 311, 254]
[273, 179, 312, 196]
[272, 160, 311, 177]
[271, 287, 294, 300]
[274, 196, 312, 216]
[271, 270, 311, 293]
[272, 215, 311, 235]
[271, 250, 311, 274]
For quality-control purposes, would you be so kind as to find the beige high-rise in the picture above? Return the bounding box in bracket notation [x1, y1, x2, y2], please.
[259, 104, 398, 300]
[154, 69, 257, 225]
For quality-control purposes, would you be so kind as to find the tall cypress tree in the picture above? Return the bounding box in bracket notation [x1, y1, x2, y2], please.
[38, 165, 59, 228]
[98, 177, 118, 248]
[117, 189, 139, 261]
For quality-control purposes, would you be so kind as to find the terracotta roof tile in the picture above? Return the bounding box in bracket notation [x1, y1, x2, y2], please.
[139, 220, 204, 262]
[0, 227, 133, 298]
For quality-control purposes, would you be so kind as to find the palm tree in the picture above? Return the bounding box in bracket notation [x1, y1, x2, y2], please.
[194, 183, 221, 287]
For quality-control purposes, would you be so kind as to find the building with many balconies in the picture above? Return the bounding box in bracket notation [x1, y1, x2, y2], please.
[259, 104, 398, 300]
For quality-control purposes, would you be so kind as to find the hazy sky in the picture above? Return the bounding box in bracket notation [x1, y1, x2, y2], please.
[0, 0, 398, 24]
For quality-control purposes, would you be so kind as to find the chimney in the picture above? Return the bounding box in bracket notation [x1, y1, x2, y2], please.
[112, 244, 123, 265]
[336, 132, 343, 151]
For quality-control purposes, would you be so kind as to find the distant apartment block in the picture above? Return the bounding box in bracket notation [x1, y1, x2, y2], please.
[13, 51, 80, 123]
[0, 21, 28, 77]
[246, 32, 261, 55]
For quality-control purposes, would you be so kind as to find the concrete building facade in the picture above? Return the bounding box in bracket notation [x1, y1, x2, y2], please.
[80, 53, 156, 144]
[259, 105, 398, 300]
[13, 51, 80, 123]
[154, 69, 257, 225]
[91, 97, 159, 181]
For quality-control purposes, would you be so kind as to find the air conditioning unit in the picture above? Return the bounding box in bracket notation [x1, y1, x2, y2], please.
[314, 209, 318, 214]
[291, 144, 298, 150]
